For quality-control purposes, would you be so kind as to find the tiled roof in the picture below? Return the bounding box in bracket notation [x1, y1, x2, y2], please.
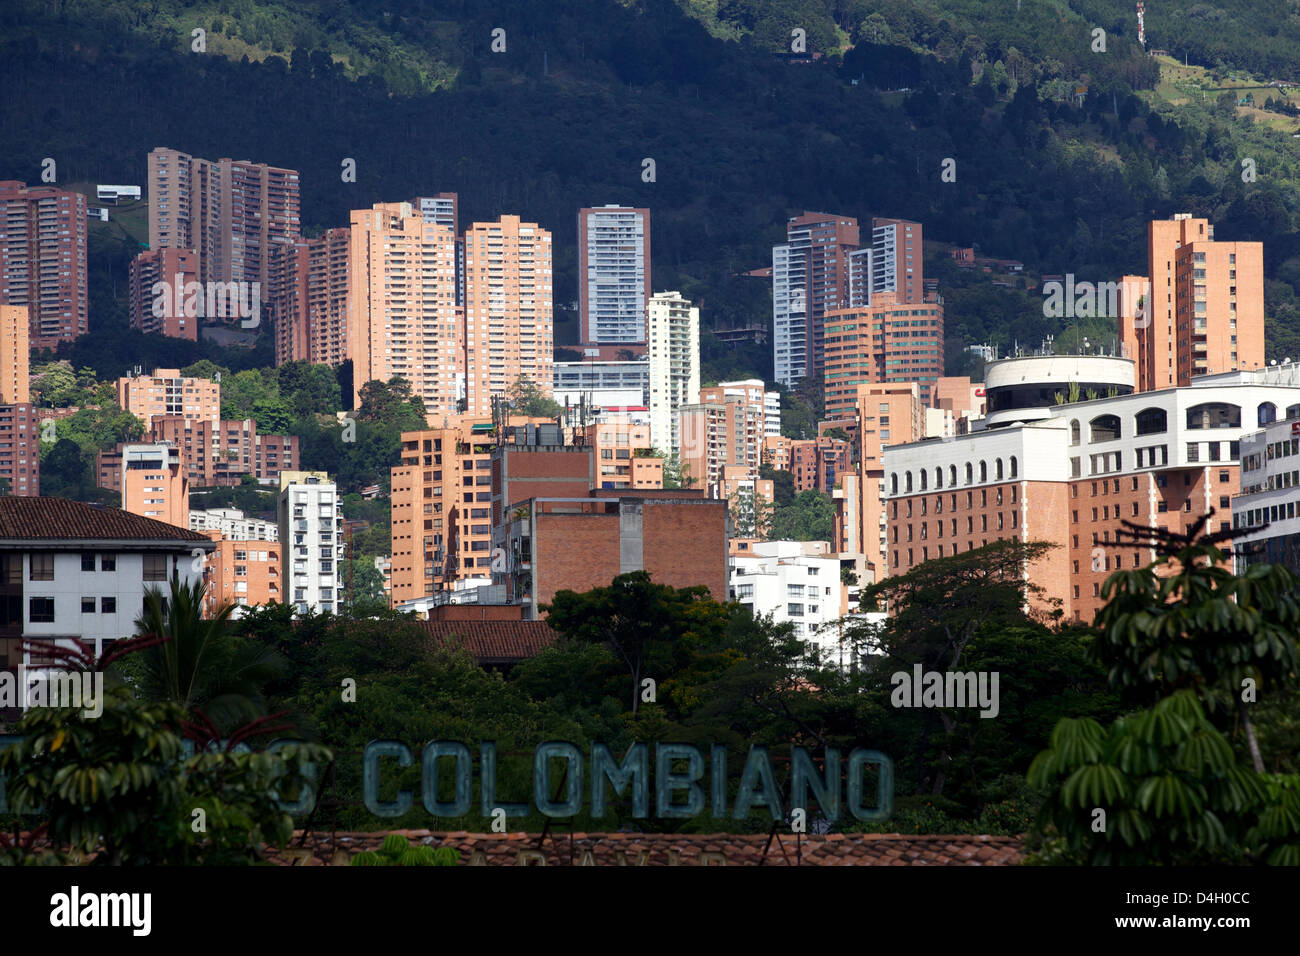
[420, 621, 557, 663]
[0, 496, 210, 542]
[266, 830, 1025, 866]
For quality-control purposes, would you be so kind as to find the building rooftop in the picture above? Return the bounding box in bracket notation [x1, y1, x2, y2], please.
[420, 620, 557, 665]
[262, 830, 1025, 866]
[0, 497, 211, 543]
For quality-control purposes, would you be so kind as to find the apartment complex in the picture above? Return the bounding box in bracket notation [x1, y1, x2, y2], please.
[270, 227, 351, 366]
[0, 402, 39, 497]
[583, 421, 663, 490]
[347, 202, 462, 411]
[1118, 214, 1265, 391]
[730, 540, 844, 647]
[146, 148, 301, 302]
[1, 305, 29, 404]
[577, 205, 650, 344]
[822, 292, 945, 415]
[99, 417, 297, 492]
[190, 507, 279, 541]
[552, 358, 648, 411]
[772, 212, 860, 386]
[388, 416, 558, 606]
[1232, 397, 1300, 578]
[646, 291, 699, 457]
[277, 471, 344, 615]
[0, 181, 89, 348]
[115, 369, 220, 428]
[201, 532, 282, 618]
[0, 498, 213, 669]
[882, 359, 1300, 622]
[871, 218, 924, 307]
[127, 248, 200, 339]
[679, 381, 773, 498]
[119, 442, 189, 528]
[462, 215, 554, 416]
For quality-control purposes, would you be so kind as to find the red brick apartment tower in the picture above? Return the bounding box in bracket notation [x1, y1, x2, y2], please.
[128, 248, 199, 340]
[0, 181, 88, 348]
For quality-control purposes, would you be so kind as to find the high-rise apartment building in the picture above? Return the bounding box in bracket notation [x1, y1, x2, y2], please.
[120, 443, 189, 528]
[1233, 396, 1300, 578]
[646, 291, 699, 457]
[583, 420, 663, 490]
[0, 402, 39, 496]
[115, 369, 220, 428]
[1119, 214, 1265, 391]
[127, 248, 199, 340]
[346, 202, 462, 411]
[871, 218, 924, 305]
[270, 227, 351, 367]
[1, 305, 29, 404]
[578, 205, 651, 344]
[277, 471, 344, 616]
[463, 216, 554, 417]
[772, 211, 860, 386]
[0, 181, 89, 348]
[822, 293, 945, 415]
[146, 148, 301, 307]
[678, 380, 772, 498]
[201, 532, 282, 618]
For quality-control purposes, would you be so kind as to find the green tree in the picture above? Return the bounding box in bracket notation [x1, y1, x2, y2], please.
[126, 576, 285, 733]
[506, 374, 562, 418]
[727, 483, 773, 538]
[544, 571, 711, 718]
[770, 489, 834, 541]
[1094, 514, 1300, 773]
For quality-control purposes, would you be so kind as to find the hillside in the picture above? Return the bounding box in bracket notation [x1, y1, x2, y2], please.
[3, 0, 1300, 383]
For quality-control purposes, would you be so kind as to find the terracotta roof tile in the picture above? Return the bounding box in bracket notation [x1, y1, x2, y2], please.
[264, 831, 1025, 866]
[420, 620, 557, 663]
[0, 497, 210, 542]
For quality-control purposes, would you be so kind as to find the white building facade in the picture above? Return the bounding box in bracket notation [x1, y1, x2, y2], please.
[730, 541, 843, 660]
[277, 471, 344, 615]
[647, 291, 700, 457]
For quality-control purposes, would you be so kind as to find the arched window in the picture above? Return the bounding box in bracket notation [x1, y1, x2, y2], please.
[979, 461, 988, 482]
[949, 464, 957, 486]
[1070, 420, 1080, 446]
[934, 467, 943, 489]
[1009, 456, 1018, 478]
[1258, 402, 1278, 426]
[965, 462, 973, 485]
[920, 469, 928, 490]
[995, 458, 1004, 480]
[1135, 407, 1167, 435]
[1090, 414, 1121, 443]
[890, 473, 898, 495]
[1287, 404, 1300, 421]
[905, 471, 913, 493]
[1186, 403, 1241, 430]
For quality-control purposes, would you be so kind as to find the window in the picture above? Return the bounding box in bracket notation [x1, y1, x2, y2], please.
[807, 566, 819, 576]
[143, 554, 167, 581]
[787, 603, 805, 617]
[101, 555, 115, 571]
[102, 597, 116, 613]
[1070, 420, 1080, 446]
[1258, 402, 1278, 426]
[29, 554, 53, 581]
[1090, 415, 1121, 443]
[1135, 408, 1167, 436]
[1186, 403, 1240, 430]
[81, 553, 96, 572]
[82, 597, 96, 613]
[29, 597, 55, 623]
[787, 584, 805, 597]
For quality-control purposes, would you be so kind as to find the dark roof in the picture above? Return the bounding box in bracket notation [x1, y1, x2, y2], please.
[0, 497, 211, 543]
[420, 620, 557, 663]
[265, 831, 1025, 866]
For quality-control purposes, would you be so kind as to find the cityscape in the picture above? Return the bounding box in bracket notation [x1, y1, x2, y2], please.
[1, 0, 1299, 917]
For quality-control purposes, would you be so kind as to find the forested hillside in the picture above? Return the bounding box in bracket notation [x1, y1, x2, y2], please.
[3, 0, 1299, 382]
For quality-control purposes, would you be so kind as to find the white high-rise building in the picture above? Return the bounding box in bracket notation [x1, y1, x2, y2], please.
[772, 242, 807, 387]
[578, 205, 650, 344]
[190, 507, 279, 541]
[277, 471, 344, 616]
[729, 541, 844, 662]
[646, 291, 699, 457]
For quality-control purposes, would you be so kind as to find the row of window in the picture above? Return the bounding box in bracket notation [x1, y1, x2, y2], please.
[1242, 437, 1300, 473]
[1067, 402, 1296, 447]
[1235, 501, 1299, 529]
[893, 457, 1019, 494]
[891, 486, 1019, 519]
[30, 595, 119, 622]
[30, 554, 169, 581]
[894, 511, 1018, 542]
